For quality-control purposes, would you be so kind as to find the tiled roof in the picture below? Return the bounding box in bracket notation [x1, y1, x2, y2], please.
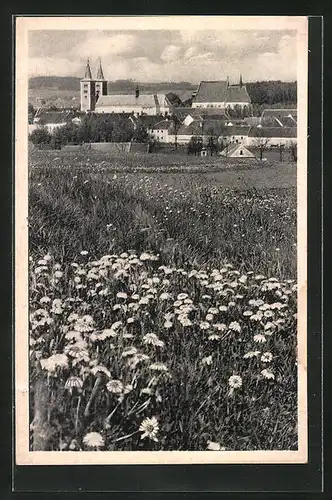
[193, 81, 229, 103]
[95, 94, 171, 109]
[226, 85, 251, 104]
[149, 120, 174, 131]
[224, 125, 251, 136]
[220, 143, 255, 157]
[177, 120, 204, 136]
[261, 109, 297, 121]
[248, 126, 297, 138]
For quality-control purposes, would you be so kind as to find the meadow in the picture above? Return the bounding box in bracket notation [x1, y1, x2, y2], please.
[28, 150, 298, 452]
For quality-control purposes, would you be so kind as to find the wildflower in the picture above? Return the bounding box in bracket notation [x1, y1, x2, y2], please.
[121, 347, 138, 358]
[164, 320, 173, 329]
[106, 379, 124, 394]
[149, 362, 168, 372]
[207, 441, 225, 451]
[51, 298, 64, 315]
[80, 250, 89, 256]
[83, 432, 104, 448]
[54, 270, 63, 279]
[177, 293, 188, 301]
[40, 353, 68, 373]
[261, 352, 273, 363]
[116, 292, 128, 300]
[250, 312, 263, 321]
[243, 310, 253, 317]
[213, 323, 227, 331]
[178, 315, 192, 327]
[139, 297, 149, 305]
[40, 296, 51, 304]
[206, 314, 214, 322]
[140, 252, 151, 261]
[139, 416, 159, 442]
[143, 333, 165, 348]
[208, 334, 221, 341]
[261, 369, 275, 380]
[74, 315, 94, 333]
[201, 355, 213, 366]
[253, 334, 267, 344]
[43, 253, 52, 262]
[90, 365, 111, 378]
[229, 321, 241, 333]
[64, 376, 83, 393]
[228, 375, 242, 389]
[200, 322, 210, 330]
[65, 330, 82, 342]
[243, 351, 261, 359]
[160, 292, 171, 301]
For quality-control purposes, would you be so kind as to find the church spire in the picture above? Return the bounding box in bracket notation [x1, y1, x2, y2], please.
[240, 73, 243, 87]
[84, 58, 92, 80]
[96, 58, 105, 80]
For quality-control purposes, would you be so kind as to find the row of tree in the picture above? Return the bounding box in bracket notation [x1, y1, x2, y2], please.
[29, 114, 149, 148]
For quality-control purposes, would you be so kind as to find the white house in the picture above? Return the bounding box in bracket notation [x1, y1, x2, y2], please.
[220, 143, 256, 158]
[246, 126, 297, 147]
[147, 119, 174, 143]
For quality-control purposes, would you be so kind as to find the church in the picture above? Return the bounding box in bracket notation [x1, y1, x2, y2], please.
[80, 59, 172, 116]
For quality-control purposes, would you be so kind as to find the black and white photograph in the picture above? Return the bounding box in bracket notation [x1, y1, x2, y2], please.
[15, 15, 308, 465]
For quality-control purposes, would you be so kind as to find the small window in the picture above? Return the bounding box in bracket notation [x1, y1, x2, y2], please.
[240, 150, 243, 155]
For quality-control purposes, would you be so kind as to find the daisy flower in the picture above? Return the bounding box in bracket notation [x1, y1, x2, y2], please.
[253, 334, 267, 344]
[228, 375, 242, 389]
[139, 416, 159, 442]
[64, 376, 83, 393]
[83, 432, 104, 448]
[149, 362, 168, 372]
[106, 379, 124, 394]
[261, 352, 273, 363]
[229, 321, 241, 333]
[243, 351, 261, 359]
[143, 333, 165, 348]
[261, 369, 275, 380]
[201, 355, 213, 366]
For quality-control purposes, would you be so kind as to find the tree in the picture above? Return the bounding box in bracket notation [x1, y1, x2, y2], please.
[170, 114, 182, 149]
[132, 122, 148, 143]
[29, 126, 52, 145]
[252, 129, 270, 160]
[289, 141, 297, 162]
[278, 143, 285, 162]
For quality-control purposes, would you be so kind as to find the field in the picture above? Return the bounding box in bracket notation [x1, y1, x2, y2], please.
[28, 150, 298, 452]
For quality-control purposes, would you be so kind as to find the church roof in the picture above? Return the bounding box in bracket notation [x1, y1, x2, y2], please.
[226, 85, 251, 104]
[193, 81, 229, 103]
[83, 60, 93, 80]
[96, 59, 105, 80]
[95, 94, 171, 109]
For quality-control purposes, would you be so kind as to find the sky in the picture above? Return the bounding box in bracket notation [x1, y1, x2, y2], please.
[28, 29, 297, 83]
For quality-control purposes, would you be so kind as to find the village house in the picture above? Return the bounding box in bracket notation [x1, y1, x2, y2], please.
[260, 109, 297, 127]
[220, 143, 256, 158]
[246, 126, 297, 147]
[191, 76, 251, 110]
[29, 110, 82, 134]
[147, 119, 174, 143]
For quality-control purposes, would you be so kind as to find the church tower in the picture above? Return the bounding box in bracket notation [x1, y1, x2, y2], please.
[80, 58, 96, 112]
[95, 58, 108, 104]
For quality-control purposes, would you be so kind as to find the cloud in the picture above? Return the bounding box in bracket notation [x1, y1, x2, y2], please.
[29, 57, 82, 77]
[28, 29, 298, 82]
[160, 45, 181, 63]
[75, 34, 137, 59]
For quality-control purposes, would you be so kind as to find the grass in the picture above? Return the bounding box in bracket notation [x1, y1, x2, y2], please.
[28, 151, 298, 452]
